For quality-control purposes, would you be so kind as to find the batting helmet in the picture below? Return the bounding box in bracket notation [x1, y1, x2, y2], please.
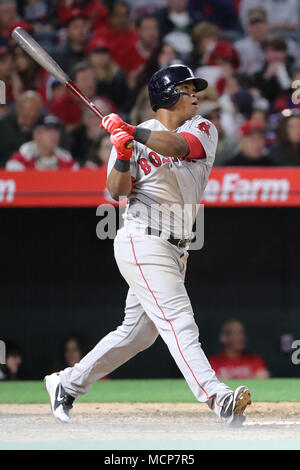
[148, 64, 208, 112]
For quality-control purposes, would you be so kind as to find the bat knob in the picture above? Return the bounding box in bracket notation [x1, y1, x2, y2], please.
[125, 140, 134, 149]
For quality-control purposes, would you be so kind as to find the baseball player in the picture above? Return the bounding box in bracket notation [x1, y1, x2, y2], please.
[45, 64, 251, 426]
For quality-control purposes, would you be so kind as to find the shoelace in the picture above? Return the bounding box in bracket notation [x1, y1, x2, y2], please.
[63, 394, 75, 410]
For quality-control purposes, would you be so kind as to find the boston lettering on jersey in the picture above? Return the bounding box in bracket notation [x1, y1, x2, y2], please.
[138, 153, 188, 176]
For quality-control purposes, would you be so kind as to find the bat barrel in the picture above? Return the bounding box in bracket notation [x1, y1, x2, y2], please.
[12, 27, 70, 85]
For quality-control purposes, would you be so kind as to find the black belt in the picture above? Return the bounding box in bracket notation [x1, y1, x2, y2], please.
[146, 227, 191, 249]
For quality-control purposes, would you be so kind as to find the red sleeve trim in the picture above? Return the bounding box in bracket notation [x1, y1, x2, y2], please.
[178, 131, 206, 160]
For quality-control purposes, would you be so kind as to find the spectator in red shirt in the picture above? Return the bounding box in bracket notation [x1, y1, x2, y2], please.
[57, 0, 108, 31]
[49, 61, 96, 131]
[6, 114, 78, 170]
[0, 0, 17, 40]
[93, 1, 141, 76]
[209, 319, 270, 379]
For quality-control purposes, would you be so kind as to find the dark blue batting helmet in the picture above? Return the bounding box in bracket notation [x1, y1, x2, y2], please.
[148, 64, 208, 112]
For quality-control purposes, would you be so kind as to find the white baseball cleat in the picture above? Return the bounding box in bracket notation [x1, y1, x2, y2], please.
[220, 385, 252, 426]
[44, 373, 75, 423]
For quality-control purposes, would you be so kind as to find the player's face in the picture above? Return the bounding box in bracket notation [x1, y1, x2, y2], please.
[174, 82, 199, 119]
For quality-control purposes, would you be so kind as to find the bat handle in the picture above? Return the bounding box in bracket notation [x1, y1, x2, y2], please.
[125, 141, 134, 149]
[66, 81, 134, 150]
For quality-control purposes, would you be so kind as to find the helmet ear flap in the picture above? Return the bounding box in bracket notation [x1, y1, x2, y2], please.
[161, 89, 171, 99]
[160, 85, 180, 107]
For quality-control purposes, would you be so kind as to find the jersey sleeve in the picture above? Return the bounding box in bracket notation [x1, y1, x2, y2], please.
[107, 144, 138, 180]
[178, 116, 218, 165]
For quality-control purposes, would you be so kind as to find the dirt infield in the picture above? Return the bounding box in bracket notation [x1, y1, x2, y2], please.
[1, 403, 300, 450]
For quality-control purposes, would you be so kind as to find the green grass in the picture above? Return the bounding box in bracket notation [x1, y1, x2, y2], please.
[0, 378, 299, 404]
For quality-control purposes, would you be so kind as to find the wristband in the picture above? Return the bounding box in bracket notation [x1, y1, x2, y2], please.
[133, 127, 151, 145]
[114, 159, 130, 172]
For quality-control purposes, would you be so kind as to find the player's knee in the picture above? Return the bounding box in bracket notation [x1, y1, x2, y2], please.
[135, 330, 159, 352]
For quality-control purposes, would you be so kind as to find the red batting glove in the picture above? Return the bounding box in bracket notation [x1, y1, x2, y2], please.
[111, 129, 134, 160]
[100, 113, 135, 135]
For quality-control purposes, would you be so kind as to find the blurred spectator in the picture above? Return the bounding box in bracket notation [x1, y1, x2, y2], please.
[0, 0, 18, 41]
[134, 14, 160, 66]
[195, 41, 240, 96]
[251, 108, 268, 125]
[23, 0, 53, 32]
[126, 0, 167, 19]
[57, 0, 108, 31]
[52, 334, 89, 371]
[235, 7, 268, 74]
[236, 7, 300, 75]
[209, 319, 270, 379]
[225, 119, 275, 165]
[196, 83, 219, 107]
[46, 76, 66, 104]
[49, 61, 97, 130]
[240, 0, 299, 33]
[53, 13, 91, 76]
[0, 340, 23, 380]
[189, 0, 237, 29]
[6, 114, 78, 170]
[269, 109, 300, 165]
[128, 42, 181, 115]
[93, 1, 142, 76]
[85, 133, 112, 168]
[12, 43, 50, 104]
[125, 14, 161, 90]
[217, 73, 250, 136]
[68, 97, 114, 165]
[197, 102, 237, 166]
[0, 44, 15, 115]
[134, 41, 179, 94]
[188, 22, 219, 71]
[253, 36, 293, 104]
[0, 0, 33, 44]
[130, 86, 156, 125]
[86, 43, 130, 112]
[52, 333, 109, 379]
[156, 0, 194, 57]
[0, 90, 42, 167]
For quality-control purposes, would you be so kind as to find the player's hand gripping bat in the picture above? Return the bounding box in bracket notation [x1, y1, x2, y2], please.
[12, 27, 133, 148]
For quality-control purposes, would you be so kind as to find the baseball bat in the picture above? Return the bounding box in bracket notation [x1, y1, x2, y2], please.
[11, 27, 133, 148]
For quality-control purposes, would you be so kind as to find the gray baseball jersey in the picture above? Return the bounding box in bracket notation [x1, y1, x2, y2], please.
[107, 115, 218, 239]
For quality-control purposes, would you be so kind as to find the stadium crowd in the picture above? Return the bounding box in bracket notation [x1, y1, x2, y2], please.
[0, 0, 300, 170]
